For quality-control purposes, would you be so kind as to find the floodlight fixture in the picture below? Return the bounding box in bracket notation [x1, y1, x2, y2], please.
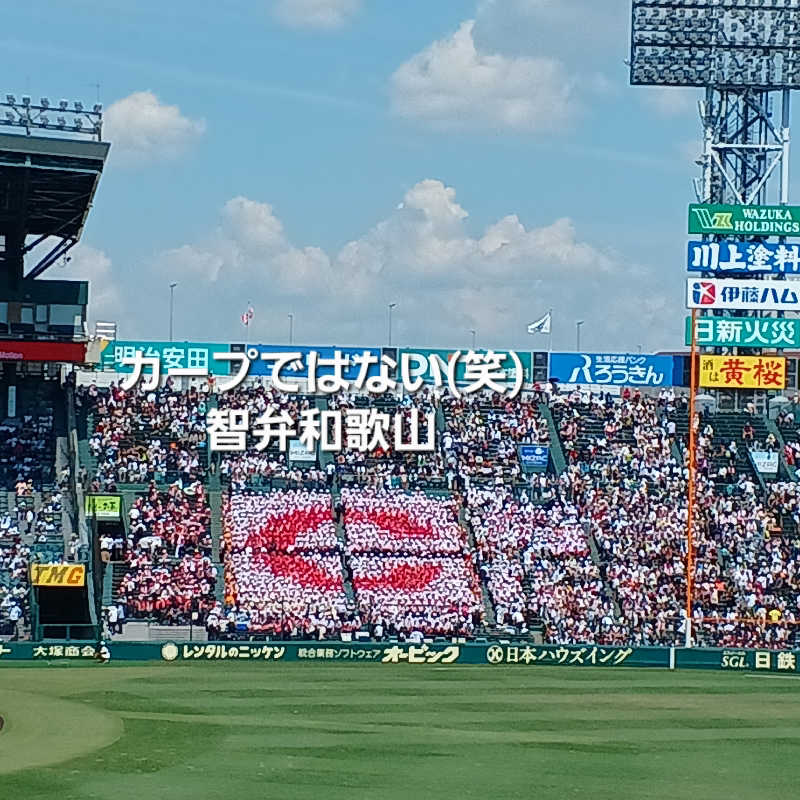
[0, 90, 103, 140]
[630, 0, 800, 89]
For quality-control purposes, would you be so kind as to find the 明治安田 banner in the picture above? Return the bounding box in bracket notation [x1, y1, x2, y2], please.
[685, 316, 800, 349]
[549, 353, 678, 387]
[687, 240, 800, 274]
[689, 203, 800, 236]
[100, 341, 233, 375]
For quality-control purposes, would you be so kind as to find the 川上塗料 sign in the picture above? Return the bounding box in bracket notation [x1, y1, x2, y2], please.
[687, 279, 800, 311]
[685, 316, 800, 349]
[698, 356, 786, 390]
[689, 204, 800, 236]
[687, 241, 800, 274]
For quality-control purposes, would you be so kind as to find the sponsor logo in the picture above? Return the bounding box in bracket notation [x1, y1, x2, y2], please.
[161, 642, 180, 662]
[30, 564, 86, 587]
[692, 281, 716, 305]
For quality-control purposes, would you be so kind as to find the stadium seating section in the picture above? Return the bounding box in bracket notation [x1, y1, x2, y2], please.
[4, 379, 800, 651]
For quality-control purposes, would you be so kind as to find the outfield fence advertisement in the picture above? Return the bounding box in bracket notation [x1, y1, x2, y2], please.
[1, 641, 798, 672]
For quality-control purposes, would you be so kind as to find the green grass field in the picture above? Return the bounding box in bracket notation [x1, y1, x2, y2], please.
[0, 663, 798, 800]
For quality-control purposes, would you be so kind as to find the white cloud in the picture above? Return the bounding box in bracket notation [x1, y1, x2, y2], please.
[56, 244, 124, 329]
[390, 21, 575, 132]
[272, 0, 362, 30]
[143, 179, 677, 351]
[103, 91, 206, 166]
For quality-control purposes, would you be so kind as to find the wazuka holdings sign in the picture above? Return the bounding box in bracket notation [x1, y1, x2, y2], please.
[689, 204, 800, 236]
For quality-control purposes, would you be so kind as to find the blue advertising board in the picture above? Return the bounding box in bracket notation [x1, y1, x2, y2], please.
[99, 341, 232, 375]
[549, 354, 677, 387]
[518, 444, 549, 472]
[244, 345, 383, 380]
[687, 241, 800, 274]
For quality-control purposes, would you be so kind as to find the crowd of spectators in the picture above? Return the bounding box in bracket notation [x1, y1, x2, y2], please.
[80, 382, 207, 489]
[119, 550, 217, 624]
[342, 489, 482, 637]
[0, 409, 55, 489]
[72, 377, 800, 650]
[222, 490, 355, 637]
[441, 392, 548, 489]
[0, 527, 28, 637]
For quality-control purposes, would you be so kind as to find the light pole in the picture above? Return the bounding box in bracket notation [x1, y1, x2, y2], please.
[169, 282, 178, 342]
[469, 329, 476, 350]
[576, 320, 584, 352]
[288, 313, 294, 345]
[388, 303, 397, 347]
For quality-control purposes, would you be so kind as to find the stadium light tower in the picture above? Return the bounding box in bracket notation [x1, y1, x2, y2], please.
[630, 0, 800, 648]
[0, 95, 102, 140]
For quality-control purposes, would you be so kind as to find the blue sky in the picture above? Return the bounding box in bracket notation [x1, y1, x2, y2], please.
[6, 0, 792, 352]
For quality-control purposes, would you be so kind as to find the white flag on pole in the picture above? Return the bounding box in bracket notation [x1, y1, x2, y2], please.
[527, 312, 551, 335]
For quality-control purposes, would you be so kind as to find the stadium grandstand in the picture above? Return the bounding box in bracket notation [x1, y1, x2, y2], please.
[2, 378, 779, 651]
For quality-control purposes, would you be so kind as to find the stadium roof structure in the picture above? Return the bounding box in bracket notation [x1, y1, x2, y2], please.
[0, 131, 110, 285]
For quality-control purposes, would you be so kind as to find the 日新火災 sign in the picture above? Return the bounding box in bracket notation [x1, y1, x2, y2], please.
[699, 356, 786, 390]
[689, 204, 800, 236]
[687, 279, 800, 311]
[687, 241, 800, 274]
[685, 316, 800, 349]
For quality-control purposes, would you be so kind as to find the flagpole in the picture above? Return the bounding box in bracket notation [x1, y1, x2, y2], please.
[547, 308, 553, 354]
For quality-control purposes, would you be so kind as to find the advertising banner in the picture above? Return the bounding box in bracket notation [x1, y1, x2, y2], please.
[751, 451, 779, 475]
[687, 240, 800, 274]
[399, 348, 531, 385]
[1, 641, 798, 672]
[244, 345, 382, 380]
[685, 316, 800, 349]
[84, 495, 121, 520]
[518, 444, 549, 472]
[99, 341, 232, 375]
[30, 564, 86, 587]
[549, 353, 677, 387]
[687, 279, 800, 311]
[0, 340, 86, 362]
[698, 355, 786, 390]
[689, 203, 800, 236]
[287, 439, 316, 463]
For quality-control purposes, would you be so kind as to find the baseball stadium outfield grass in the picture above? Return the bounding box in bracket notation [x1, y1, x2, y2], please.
[0, 663, 798, 800]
